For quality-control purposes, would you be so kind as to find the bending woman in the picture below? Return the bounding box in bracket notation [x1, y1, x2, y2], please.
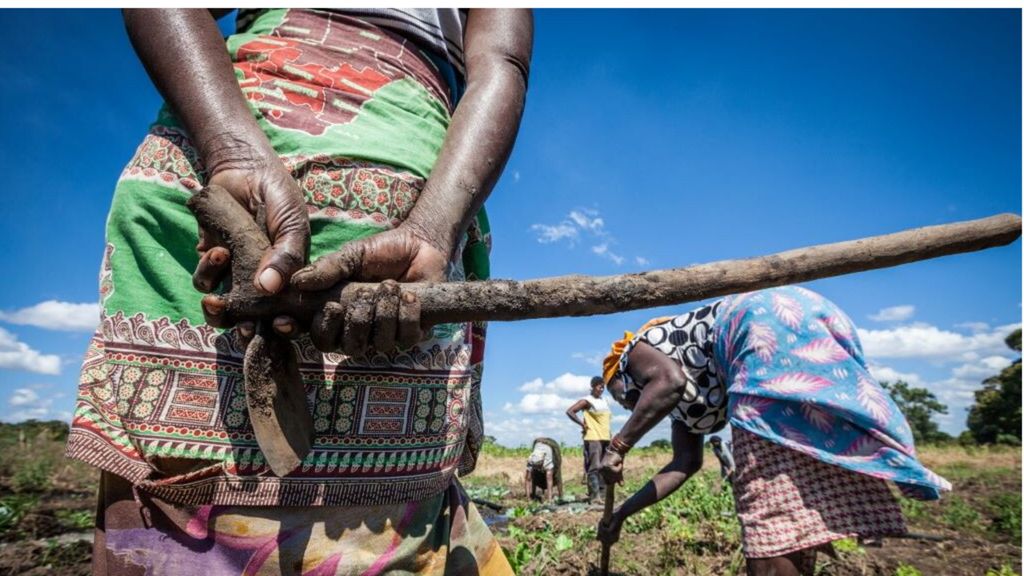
[597, 286, 950, 576]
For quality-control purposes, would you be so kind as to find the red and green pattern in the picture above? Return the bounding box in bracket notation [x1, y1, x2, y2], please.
[67, 9, 491, 507]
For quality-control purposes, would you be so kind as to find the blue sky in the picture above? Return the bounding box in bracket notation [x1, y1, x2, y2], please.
[0, 9, 1019, 447]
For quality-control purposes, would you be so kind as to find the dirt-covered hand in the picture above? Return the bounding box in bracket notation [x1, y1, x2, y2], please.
[291, 225, 448, 356]
[194, 161, 310, 329]
[597, 511, 625, 546]
[599, 450, 625, 486]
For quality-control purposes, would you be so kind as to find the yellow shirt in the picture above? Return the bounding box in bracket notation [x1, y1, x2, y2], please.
[581, 395, 612, 441]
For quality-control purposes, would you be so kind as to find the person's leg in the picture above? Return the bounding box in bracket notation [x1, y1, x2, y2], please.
[746, 548, 815, 576]
[584, 441, 604, 502]
[524, 469, 531, 499]
[545, 471, 554, 502]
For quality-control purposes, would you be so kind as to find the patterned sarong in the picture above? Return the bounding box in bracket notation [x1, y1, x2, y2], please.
[731, 428, 906, 558]
[66, 9, 492, 510]
[94, 471, 512, 575]
[713, 286, 951, 500]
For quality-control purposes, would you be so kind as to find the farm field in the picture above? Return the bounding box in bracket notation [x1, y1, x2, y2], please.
[0, 424, 1019, 576]
[466, 442, 1021, 576]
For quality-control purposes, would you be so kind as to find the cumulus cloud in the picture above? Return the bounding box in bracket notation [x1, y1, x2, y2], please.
[858, 322, 1020, 362]
[9, 388, 39, 407]
[486, 412, 671, 447]
[0, 300, 100, 332]
[868, 305, 915, 323]
[867, 364, 924, 386]
[504, 372, 600, 416]
[0, 327, 61, 375]
[867, 354, 1017, 435]
[5, 386, 68, 422]
[530, 208, 645, 266]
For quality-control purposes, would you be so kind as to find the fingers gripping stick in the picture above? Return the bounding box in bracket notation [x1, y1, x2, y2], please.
[187, 185, 1022, 476]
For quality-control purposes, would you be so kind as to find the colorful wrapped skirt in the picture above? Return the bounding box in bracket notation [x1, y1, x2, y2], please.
[712, 286, 951, 556]
[64, 9, 506, 575]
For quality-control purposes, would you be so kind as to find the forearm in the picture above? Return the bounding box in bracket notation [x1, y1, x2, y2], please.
[404, 9, 532, 259]
[123, 9, 275, 170]
[618, 466, 691, 519]
[616, 382, 683, 449]
[566, 410, 585, 428]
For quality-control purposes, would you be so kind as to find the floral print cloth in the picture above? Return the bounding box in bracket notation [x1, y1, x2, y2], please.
[713, 286, 951, 500]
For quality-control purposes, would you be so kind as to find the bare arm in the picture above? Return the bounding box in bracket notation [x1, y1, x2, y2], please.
[566, 398, 590, 430]
[289, 9, 533, 356]
[615, 341, 691, 448]
[123, 9, 309, 303]
[599, 421, 703, 545]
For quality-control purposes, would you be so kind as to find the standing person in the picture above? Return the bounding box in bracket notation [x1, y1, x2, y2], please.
[566, 376, 612, 503]
[595, 286, 950, 576]
[709, 436, 735, 484]
[65, 8, 532, 575]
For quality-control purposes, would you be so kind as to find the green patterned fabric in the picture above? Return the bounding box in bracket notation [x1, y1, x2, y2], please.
[67, 9, 491, 507]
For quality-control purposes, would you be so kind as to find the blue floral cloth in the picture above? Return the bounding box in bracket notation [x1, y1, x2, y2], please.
[713, 286, 951, 501]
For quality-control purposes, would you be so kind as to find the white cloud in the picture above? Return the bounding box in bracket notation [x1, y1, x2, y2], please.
[531, 222, 578, 244]
[530, 209, 643, 267]
[508, 393, 579, 414]
[592, 243, 625, 265]
[512, 170, 521, 183]
[868, 305, 915, 323]
[867, 364, 924, 386]
[0, 300, 100, 332]
[571, 351, 604, 368]
[866, 355, 1017, 435]
[568, 210, 605, 233]
[955, 322, 990, 334]
[505, 372, 600, 416]
[9, 388, 39, 407]
[5, 386, 65, 422]
[858, 322, 1020, 362]
[514, 372, 593, 397]
[0, 327, 61, 375]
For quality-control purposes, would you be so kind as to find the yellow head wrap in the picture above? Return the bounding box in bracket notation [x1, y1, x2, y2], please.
[602, 316, 673, 384]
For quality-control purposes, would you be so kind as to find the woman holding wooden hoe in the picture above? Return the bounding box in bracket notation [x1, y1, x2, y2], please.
[65, 8, 531, 575]
[597, 286, 951, 576]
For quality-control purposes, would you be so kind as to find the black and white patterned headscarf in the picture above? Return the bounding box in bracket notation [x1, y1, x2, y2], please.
[618, 300, 727, 434]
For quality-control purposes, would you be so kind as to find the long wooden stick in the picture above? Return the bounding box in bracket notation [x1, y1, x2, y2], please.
[188, 186, 1021, 324]
[599, 484, 616, 576]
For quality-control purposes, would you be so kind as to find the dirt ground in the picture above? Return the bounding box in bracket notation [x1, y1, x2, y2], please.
[0, 433, 1019, 576]
[472, 444, 1022, 576]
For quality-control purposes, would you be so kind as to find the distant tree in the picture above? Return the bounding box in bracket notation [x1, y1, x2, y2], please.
[880, 380, 949, 444]
[649, 439, 671, 450]
[966, 329, 1022, 444]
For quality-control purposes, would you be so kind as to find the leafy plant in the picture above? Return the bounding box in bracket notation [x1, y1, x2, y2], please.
[831, 537, 863, 554]
[55, 509, 94, 531]
[985, 565, 1020, 576]
[988, 493, 1022, 540]
[0, 494, 38, 536]
[893, 563, 924, 576]
[942, 496, 982, 530]
[11, 458, 52, 493]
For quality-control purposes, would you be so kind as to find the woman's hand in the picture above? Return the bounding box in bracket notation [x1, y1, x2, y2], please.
[597, 510, 625, 546]
[287, 223, 448, 356]
[599, 450, 625, 486]
[192, 157, 310, 333]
